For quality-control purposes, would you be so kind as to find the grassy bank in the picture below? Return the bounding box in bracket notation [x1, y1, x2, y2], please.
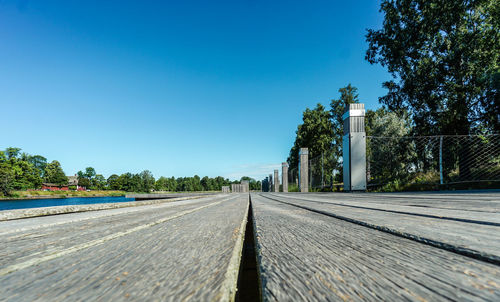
[1, 190, 126, 200]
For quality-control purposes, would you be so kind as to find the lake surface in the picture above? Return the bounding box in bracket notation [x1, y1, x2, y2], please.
[0, 196, 136, 211]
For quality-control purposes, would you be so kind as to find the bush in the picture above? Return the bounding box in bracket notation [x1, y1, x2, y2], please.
[288, 184, 300, 192]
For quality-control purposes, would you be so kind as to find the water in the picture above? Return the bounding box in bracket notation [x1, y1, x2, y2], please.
[0, 196, 136, 211]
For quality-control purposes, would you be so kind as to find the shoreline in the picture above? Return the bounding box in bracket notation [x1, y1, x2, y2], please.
[0, 190, 222, 202]
[0, 193, 126, 202]
[0, 195, 211, 221]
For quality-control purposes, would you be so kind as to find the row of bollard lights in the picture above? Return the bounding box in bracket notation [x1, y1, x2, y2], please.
[221, 181, 250, 193]
[222, 104, 366, 193]
[264, 103, 367, 193]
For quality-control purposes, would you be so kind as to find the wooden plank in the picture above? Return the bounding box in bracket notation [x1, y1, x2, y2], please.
[0, 194, 212, 222]
[291, 191, 500, 212]
[125, 192, 218, 200]
[265, 192, 500, 262]
[0, 194, 249, 301]
[269, 192, 500, 223]
[251, 193, 500, 301]
[0, 195, 227, 267]
[0, 195, 223, 235]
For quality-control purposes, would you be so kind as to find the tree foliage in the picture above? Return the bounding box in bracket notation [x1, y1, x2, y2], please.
[366, 0, 500, 135]
[330, 84, 360, 178]
[44, 161, 68, 185]
[286, 85, 363, 184]
[287, 103, 334, 170]
[27, 155, 47, 177]
[94, 174, 107, 190]
[0, 148, 47, 195]
[0, 152, 14, 196]
[366, 108, 412, 137]
[366, 108, 418, 184]
[139, 170, 155, 192]
[107, 174, 120, 190]
[5, 148, 21, 160]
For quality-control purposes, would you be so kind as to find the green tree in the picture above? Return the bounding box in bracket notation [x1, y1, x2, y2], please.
[27, 155, 47, 177]
[77, 177, 91, 189]
[155, 176, 171, 191]
[0, 149, 43, 190]
[107, 174, 120, 190]
[131, 174, 143, 192]
[329, 84, 360, 181]
[77, 167, 98, 189]
[84, 167, 96, 180]
[139, 170, 155, 192]
[5, 147, 21, 160]
[77, 170, 90, 189]
[215, 176, 226, 190]
[0, 165, 14, 196]
[94, 174, 106, 190]
[201, 176, 210, 191]
[168, 177, 177, 191]
[366, 108, 417, 185]
[287, 103, 334, 170]
[193, 175, 203, 191]
[11, 160, 42, 190]
[366, 0, 500, 179]
[366, 0, 500, 135]
[366, 108, 412, 137]
[44, 161, 68, 185]
[0, 152, 14, 196]
[117, 173, 133, 191]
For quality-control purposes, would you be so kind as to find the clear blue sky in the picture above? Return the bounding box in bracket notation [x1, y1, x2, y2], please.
[0, 0, 390, 180]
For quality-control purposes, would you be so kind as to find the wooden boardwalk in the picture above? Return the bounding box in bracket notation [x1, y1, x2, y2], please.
[263, 192, 500, 263]
[252, 192, 500, 301]
[1, 191, 499, 301]
[0, 194, 248, 301]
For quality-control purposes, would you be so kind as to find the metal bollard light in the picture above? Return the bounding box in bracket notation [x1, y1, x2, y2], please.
[342, 103, 367, 191]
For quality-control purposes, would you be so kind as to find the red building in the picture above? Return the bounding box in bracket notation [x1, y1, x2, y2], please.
[41, 175, 86, 191]
[41, 183, 70, 191]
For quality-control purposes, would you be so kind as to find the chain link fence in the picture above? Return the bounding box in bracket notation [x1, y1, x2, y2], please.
[367, 134, 500, 189]
[284, 134, 499, 192]
[309, 152, 341, 190]
[287, 167, 299, 192]
[287, 152, 342, 192]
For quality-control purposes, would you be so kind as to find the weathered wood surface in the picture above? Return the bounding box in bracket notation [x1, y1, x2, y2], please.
[251, 193, 500, 301]
[125, 192, 218, 200]
[265, 192, 500, 263]
[278, 191, 500, 214]
[0, 194, 248, 301]
[0, 195, 210, 222]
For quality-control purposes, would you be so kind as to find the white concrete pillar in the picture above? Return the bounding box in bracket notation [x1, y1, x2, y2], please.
[342, 103, 367, 191]
[268, 173, 273, 192]
[274, 169, 279, 192]
[282, 162, 288, 192]
[299, 148, 309, 192]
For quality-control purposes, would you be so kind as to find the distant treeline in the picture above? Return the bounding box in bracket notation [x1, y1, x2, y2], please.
[0, 147, 261, 196]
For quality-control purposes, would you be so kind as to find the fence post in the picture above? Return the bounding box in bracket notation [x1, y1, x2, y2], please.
[439, 136, 444, 185]
[321, 152, 324, 188]
[299, 147, 309, 192]
[282, 162, 289, 192]
[274, 169, 279, 192]
[269, 173, 273, 192]
[342, 103, 367, 191]
[309, 159, 312, 190]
